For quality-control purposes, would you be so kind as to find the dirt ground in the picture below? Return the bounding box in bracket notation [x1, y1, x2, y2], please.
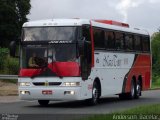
[0, 81, 18, 96]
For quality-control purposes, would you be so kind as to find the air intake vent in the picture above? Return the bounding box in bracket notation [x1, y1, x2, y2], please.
[33, 82, 62, 86]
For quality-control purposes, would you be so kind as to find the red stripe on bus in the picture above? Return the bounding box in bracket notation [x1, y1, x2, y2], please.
[124, 54, 151, 93]
[19, 62, 80, 77]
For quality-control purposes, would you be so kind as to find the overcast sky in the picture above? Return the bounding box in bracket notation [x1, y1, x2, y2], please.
[28, 0, 160, 35]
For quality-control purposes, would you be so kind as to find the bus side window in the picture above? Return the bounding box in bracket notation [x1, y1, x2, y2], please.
[142, 36, 150, 52]
[115, 32, 124, 50]
[105, 31, 115, 50]
[93, 28, 105, 49]
[125, 34, 133, 51]
[134, 35, 142, 52]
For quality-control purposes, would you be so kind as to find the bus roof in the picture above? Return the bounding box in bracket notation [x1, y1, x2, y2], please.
[23, 19, 90, 27]
[23, 19, 149, 36]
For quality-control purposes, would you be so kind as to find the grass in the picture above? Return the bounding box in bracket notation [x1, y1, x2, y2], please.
[82, 104, 160, 120]
[118, 104, 160, 114]
[151, 77, 160, 89]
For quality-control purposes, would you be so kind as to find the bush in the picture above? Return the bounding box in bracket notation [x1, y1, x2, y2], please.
[5, 57, 19, 75]
[0, 47, 19, 75]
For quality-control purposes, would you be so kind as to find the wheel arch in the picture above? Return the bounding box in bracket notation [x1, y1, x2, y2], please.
[132, 75, 136, 85]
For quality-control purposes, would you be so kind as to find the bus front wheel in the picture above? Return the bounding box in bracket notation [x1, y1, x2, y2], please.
[38, 100, 49, 106]
[86, 82, 100, 105]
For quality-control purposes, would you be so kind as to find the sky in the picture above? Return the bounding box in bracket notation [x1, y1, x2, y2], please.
[28, 0, 160, 35]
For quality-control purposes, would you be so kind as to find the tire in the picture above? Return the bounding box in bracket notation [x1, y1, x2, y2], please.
[119, 80, 137, 100]
[128, 80, 136, 99]
[38, 100, 49, 106]
[86, 82, 100, 105]
[135, 81, 142, 99]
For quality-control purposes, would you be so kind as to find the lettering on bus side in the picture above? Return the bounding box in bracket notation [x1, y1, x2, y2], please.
[48, 40, 73, 44]
[103, 55, 122, 67]
[95, 54, 129, 68]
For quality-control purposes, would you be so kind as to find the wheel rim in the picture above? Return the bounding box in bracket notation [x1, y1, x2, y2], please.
[136, 84, 141, 96]
[92, 87, 98, 103]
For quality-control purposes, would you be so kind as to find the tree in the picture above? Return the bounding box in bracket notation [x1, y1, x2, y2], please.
[0, 0, 31, 47]
[151, 31, 160, 79]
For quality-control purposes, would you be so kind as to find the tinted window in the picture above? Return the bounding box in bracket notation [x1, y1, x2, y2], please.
[22, 44, 77, 69]
[23, 27, 77, 41]
[82, 26, 92, 67]
[125, 34, 133, 51]
[115, 32, 124, 50]
[93, 28, 105, 49]
[134, 35, 142, 51]
[142, 36, 150, 52]
[104, 31, 115, 50]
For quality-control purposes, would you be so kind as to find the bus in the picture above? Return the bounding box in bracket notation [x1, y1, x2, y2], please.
[10, 19, 151, 106]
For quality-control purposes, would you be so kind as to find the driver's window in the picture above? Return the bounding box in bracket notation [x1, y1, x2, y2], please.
[28, 51, 39, 68]
[24, 47, 47, 68]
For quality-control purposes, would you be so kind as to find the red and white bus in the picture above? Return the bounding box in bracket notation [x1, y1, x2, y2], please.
[10, 19, 151, 106]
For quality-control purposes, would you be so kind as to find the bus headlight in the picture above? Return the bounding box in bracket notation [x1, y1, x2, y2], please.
[64, 91, 75, 95]
[20, 90, 30, 95]
[63, 82, 80, 87]
[19, 82, 31, 86]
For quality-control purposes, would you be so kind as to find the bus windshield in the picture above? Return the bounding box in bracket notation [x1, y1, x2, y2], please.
[21, 44, 78, 69]
[23, 27, 77, 41]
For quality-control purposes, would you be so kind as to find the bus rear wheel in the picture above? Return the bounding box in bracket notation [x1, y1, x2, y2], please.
[38, 100, 49, 106]
[128, 80, 136, 99]
[135, 81, 142, 99]
[119, 80, 136, 100]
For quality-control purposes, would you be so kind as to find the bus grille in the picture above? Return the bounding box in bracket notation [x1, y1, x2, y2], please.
[32, 82, 62, 86]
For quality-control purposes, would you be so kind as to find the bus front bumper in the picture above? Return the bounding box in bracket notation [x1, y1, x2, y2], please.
[19, 86, 83, 101]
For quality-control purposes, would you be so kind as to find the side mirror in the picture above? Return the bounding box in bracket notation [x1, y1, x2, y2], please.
[9, 41, 16, 57]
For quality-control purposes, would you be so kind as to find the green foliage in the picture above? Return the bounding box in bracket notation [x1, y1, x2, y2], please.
[0, 0, 31, 47]
[119, 104, 160, 114]
[151, 32, 160, 64]
[151, 32, 160, 83]
[0, 48, 9, 70]
[152, 77, 160, 89]
[5, 57, 19, 75]
[0, 47, 19, 75]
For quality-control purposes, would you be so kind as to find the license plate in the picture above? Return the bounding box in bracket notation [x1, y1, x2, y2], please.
[42, 90, 53, 95]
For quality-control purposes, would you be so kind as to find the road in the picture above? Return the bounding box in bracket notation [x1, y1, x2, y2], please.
[0, 90, 160, 120]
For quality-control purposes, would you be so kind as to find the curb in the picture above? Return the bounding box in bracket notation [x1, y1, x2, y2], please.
[149, 88, 160, 90]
